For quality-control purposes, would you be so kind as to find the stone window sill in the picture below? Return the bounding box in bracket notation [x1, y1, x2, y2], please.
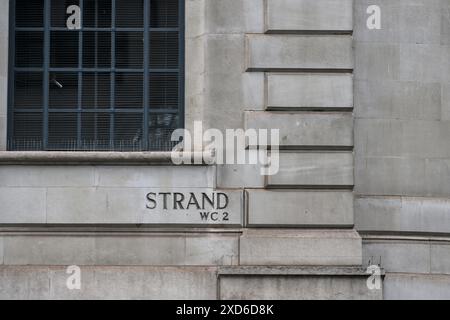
[0, 151, 213, 165]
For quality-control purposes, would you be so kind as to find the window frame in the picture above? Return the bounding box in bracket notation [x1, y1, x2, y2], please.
[7, 0, 185, 152]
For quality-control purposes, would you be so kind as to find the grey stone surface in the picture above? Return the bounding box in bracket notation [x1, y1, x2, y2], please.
[95, 165, 215, 188]
[266, 0, 353, 32]
[239, 229, 362, 266]
[0, 266, 217, 300]
[355, 196, 450, 234]
[0, 187, 47, 224]
[355, 156, 450, 197]
[443, 0, 450, 45]
[0, 236, 3, 265]
[354, 80, 441, 121]
[0, 166, 96, 187]
[216, 151, 265, 188]
[267, 152, 354, 188]
[2, 233, 239, 266]
[354, 0, 442, 45]
[384, 273, 450, 300]
[203, 34, 247, 131]
[267, 73, 353, 110]
[206, 0, 264, 34]
[46, 188, 243, 226]
[245, 112, 353, 148]
[219, 275, 381, 300]
[442, 82, 450, 120]
[431, 243, 450, 274]
[354, 42, 400, 81]
[246, 190, 353, 227]
[243, 72, 265, 111]
[0, 165, 215, 188]
[362, 240, 431, 274]
[399, 44, 450, 83]
[246, 35, 353, 71]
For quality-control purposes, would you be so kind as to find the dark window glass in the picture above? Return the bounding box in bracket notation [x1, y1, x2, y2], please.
[115, 73, 143, 108]
[14, 72, 43, 109]
[48, 112, 78, 149]
[150, 31, 178, 69]
[149, 113, 179, 151]
[116, 0, 143, 27]
[83, 32, 111, 68]
[12, 112, 43, 150]
[149, 73, 178, 109]
[150, 0, 178, 28]
[50, 31, 79, 68]
[81, 113, 111, 150]
[51, 0, 80, 27]
[10, 0, 183, 151]
[116, 32, 143, 68]
[114, 113, 143, 151]
[82, 73, 111, 108]
[49, 73, 78, 108]
[16, 0, 44, 28]
[15, 32, 44, 67]
[84, 0, 111, 28]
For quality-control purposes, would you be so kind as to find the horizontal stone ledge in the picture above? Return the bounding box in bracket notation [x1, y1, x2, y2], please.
[0, 227, 243, 235]
[0, 151, 215, 165]
[219, 274, 382, 300]
[218, 266, 380, 276]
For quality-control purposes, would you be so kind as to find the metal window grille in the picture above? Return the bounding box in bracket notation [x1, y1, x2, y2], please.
[8, 0, 184, 151]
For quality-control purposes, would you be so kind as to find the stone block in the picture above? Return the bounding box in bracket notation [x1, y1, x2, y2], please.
[2, 233, 239, 266]
[0, 166, 95, 187]
[267, 73, 353, 110]
[245, 112, 353, 148]
[206, 0, 264, 34]
[362, 240, 431, 273]
[95, 165, 215, 188]
[430, 244, 450, 274]
[220, 275, 381, 300]
[0, 187, 46, 224]
[267, 152, 354, 188]
[246, 34, 353, 71]
[46, 187, 243, 226]
[354, 80, 441, 121]
[384, 273, 450, 300]
[266, 0, 353, 32]
[355, 196, 450, 234]
[239, 229, 362, 266]
[354, 0, 441, 45]
[246, 190, 353, 227]
[354, 42, 400, 81]
[0, 266, 217, 300]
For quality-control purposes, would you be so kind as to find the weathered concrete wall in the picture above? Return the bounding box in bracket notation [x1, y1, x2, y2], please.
[354, 0, 450, 299]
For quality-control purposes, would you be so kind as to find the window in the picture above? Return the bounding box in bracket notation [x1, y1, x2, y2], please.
[8, 0, 184, 151]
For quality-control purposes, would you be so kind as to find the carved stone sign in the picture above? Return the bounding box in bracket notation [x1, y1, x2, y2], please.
[141, 189, 243, 226]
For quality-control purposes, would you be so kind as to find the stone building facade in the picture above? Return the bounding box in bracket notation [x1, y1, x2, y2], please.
[0, 0, 449, 299]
